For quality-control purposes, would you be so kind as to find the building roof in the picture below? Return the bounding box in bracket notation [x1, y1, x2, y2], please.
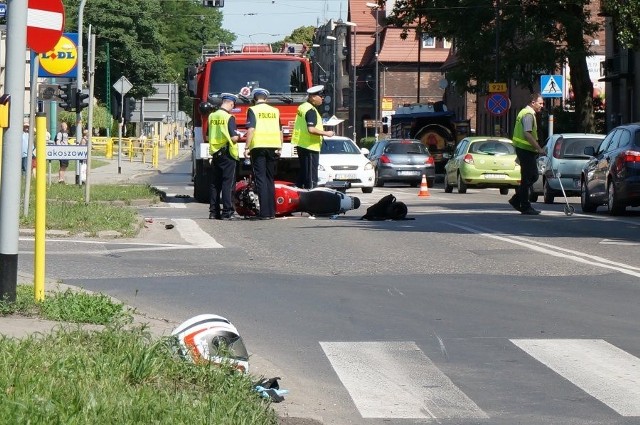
[348, 0, 449, 66]
[379, 28, 450, 63]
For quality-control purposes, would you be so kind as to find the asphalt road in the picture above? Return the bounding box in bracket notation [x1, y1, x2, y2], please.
[18, 158, 640, 425]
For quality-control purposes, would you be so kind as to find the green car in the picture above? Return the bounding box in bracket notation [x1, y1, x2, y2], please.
[444, 136, 521, 195]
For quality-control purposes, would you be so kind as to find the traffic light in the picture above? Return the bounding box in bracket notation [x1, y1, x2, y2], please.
[57, 82, 76, 111]
[123, 98, 136, 122]
[76, 89, 90, 111]
[111, 92, 123, 120]
[202, 0, 224, 7]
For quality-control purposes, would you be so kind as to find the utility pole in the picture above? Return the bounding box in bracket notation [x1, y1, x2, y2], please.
[75, 0, 87, 184]
[0, 0, 28, 302]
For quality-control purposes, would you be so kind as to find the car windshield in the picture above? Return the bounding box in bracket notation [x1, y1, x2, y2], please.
[384, 143, 428, 155]
[321, 139, 360, 154]
[470, 141, 514, 155]
[559, 137, 603, 158]
[208, 59, 308, 102]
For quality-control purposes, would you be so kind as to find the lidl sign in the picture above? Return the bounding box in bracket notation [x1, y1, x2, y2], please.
[33, 33, 78, 78]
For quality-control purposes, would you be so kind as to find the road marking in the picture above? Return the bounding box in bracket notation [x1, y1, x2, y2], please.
[171, 219, 223, 248]
[512, 339, 640, 416]
[320, 341, 487, 420]
[600, 239, 640, 246]
[446, 222, 640, 278]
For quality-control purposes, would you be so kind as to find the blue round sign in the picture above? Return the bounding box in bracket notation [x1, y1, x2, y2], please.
[485, 93, 511, 117]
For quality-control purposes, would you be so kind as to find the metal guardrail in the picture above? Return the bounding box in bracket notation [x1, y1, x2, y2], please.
[64, 136, 183, 168]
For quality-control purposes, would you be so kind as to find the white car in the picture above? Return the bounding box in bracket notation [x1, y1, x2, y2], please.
[317, 136, 375, 193]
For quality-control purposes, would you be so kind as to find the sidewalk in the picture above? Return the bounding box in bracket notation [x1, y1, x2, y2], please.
[4, 147, 192, 340]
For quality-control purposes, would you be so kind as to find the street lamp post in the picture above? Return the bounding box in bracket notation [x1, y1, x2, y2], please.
[326, 35, 337, 117]
[366, 3, 381, 141]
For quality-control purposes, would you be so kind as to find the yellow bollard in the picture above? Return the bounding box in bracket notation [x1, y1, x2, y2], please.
[34, 114, 47, 302]
[174, 137, 179, 157]
[152, 140, 159, 168]
[0, 127, 3, 182]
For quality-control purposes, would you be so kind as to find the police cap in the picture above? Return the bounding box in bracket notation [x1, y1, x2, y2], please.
[221, 93, 238, 103]
[307, 85, 325, 96]
[252, 88, 270, 99]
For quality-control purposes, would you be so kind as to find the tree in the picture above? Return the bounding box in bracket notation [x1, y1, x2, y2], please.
[272, 26, 316, 52]
[600, 0, 640, 49]
[389, 0, 601, 132]
[62, 0, 233, 107]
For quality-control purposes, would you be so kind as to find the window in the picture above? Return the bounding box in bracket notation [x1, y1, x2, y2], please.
[443, 39, 452, 49]
[421, 34, 435, 48]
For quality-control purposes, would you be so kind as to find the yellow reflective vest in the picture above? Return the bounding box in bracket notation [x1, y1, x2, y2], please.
[248, 103, 281, 149]
[512, 106, 538, 152]
[208, 109, 238, 160]
[292, 102, 323, 151]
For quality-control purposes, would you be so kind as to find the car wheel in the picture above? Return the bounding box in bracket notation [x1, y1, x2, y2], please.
[543, 179, 555, 204]
[427, 178, 435, 188]
[607, 180, 625, 216]
[361, 187, 373, 194]
[499, 187, 509, 195]
[457, 173, 467, 194]
[528, 186, 539, 203]
[374, 171, 383, 187]
[410, 181, 419, 188]
[580, 179, 597, 213]
[444, 173, 453, 193]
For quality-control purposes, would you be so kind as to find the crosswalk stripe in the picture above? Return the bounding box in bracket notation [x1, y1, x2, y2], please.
[511, 339, 640, 416]
[172, 219, 223, 248]
[320, 341, 487, 419]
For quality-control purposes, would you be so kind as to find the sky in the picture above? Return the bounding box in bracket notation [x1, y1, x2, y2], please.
[220, 0, 348, 46]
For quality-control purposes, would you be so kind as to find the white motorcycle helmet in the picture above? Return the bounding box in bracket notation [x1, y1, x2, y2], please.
[171, 314, 249, 373]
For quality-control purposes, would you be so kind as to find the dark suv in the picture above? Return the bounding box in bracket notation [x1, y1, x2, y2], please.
[581, 123, 640, 215]
[368, 139, 435, 187]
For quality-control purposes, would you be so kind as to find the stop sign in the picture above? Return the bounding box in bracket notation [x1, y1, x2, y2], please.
[27, 0, 65, 54]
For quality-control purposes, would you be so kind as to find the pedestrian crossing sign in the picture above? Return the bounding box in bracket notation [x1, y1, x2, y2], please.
[541, 75, 563, 98]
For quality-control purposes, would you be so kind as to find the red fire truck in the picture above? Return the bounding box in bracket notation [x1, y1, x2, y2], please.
[186, 43, 313, 202]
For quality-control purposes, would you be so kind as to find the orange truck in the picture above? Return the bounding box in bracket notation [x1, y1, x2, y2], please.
[186, 43, 313, 202]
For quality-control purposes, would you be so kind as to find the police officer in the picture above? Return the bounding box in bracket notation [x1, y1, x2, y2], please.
[208, 93, 240, 220]
[292, 85, 334, 188]
[244, 88, 282, 220]
[509, 92, 545, 215]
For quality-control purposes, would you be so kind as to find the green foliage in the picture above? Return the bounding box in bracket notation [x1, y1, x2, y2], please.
[0, 285, 128, 325]
[0, 325, 277, 424]
[389, 0, 600, 132]
[360, 137, 377, 150]
[58, 104, 113, 131]
[19, 182, 159, 236]
[284, 26, 316, 45]
[601, 0, 640, 49]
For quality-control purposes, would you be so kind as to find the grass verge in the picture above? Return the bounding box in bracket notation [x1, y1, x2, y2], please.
[0, 286, 278, 424]
[20, 182, 162, 237]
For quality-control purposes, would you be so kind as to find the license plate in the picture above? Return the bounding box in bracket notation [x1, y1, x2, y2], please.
[398, 170, 420, 176]
[484, 173, 506, 179]
[335, 173, 356, 180]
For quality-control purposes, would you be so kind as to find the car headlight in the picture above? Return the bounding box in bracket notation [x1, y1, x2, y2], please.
[318, 164, 326, 171]
[364, 162, 374, 171]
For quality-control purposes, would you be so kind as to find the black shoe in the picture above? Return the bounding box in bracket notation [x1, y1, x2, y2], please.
[257, 216, 275, 220]
[221, 214, 240, 221]
[508, 198, 523, 212]
[520, 206, 541, 215]
[209, 212, 221, 220]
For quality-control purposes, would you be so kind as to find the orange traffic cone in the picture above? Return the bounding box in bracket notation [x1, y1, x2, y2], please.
[418, 174, 430, 197]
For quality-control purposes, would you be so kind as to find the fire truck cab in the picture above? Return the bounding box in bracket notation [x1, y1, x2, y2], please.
[186, 43, 313, 203]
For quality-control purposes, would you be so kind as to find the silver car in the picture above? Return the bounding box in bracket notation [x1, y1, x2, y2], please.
[531, 133, 605, 204]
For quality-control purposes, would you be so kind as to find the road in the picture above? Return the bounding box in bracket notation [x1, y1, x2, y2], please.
[18, 157, 640, 425]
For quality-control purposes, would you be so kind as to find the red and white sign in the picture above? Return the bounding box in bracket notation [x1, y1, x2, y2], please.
[27, 0, 65, 54]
